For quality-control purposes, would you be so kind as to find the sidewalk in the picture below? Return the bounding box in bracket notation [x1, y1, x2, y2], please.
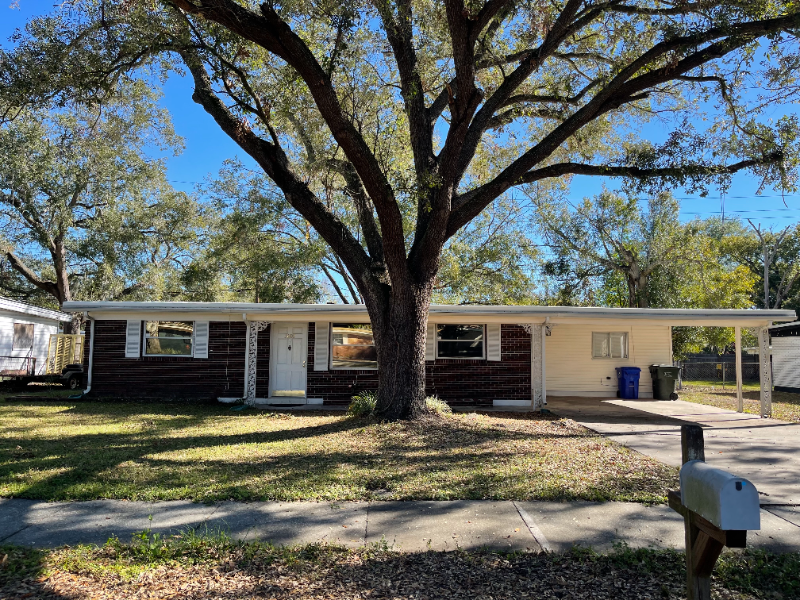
[1, 498, 798, 553]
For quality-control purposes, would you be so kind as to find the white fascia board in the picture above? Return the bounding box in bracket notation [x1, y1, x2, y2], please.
[62, 300, 796, 325]
[768, 321, 800, 331]
[0, 296, 73, 322]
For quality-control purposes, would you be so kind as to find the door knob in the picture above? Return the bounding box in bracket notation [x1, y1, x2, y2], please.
[302, 360, 306, 368]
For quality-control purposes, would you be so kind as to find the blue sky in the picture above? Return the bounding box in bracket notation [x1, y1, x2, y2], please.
[2, 1, 799, 227]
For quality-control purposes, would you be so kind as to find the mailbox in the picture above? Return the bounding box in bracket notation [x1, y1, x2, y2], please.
[680, 460, 760, 531]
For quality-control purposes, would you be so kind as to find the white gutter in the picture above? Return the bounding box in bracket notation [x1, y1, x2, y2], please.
[62, 300, 797, 323]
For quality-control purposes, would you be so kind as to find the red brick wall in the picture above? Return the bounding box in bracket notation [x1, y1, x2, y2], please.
[85, 320, 246, 399]
[426, 324, 531, 405]
[307, 322, 379, 402]
[84, 320, 531, 405]
[307, 322, 531, 406]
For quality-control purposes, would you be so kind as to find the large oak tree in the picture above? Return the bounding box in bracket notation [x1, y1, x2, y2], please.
[4, 0, 799, 417]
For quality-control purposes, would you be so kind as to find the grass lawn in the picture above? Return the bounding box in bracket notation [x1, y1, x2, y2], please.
[680, 384, 800, 422]
[0, 400, 676, 503]
[1, 535, 797, 599]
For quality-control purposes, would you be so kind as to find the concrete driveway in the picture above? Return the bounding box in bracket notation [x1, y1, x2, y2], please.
[547, 397, 800, 513]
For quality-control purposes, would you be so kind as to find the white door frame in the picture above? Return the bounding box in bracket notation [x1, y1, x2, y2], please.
[268, 322, 308, 403]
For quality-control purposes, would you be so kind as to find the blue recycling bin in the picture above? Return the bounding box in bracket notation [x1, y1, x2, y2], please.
[615, 367, 641, 399]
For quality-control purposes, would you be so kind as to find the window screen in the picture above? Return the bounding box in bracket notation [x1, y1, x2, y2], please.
[144, 321, 194, 356]
[437, 324, 485, 359]
[331, 323, 377, 369]
[592, 332, 628, 359]
[13, 323, 34, 350]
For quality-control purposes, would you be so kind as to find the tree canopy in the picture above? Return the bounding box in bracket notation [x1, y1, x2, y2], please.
[0, 81, 207, 329]
[3, 0, 799, 416]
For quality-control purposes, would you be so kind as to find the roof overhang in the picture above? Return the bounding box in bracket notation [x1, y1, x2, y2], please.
[62, 301, 796, 328]
[0, 296, 73, 322]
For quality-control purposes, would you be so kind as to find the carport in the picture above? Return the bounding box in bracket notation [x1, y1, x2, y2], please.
[539, 308, 795, 418]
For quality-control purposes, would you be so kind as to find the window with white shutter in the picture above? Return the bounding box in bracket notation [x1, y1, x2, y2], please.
[436, 324, 485, 359]
[125, 320, 142, 358]
[486, 324, 501, 361]
[314, 322, 330, 371]
[425, 324, 436, 361]
[193, 321, 209, 358]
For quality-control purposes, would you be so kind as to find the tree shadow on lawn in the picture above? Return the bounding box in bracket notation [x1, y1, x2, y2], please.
[0, 404, 665, 502]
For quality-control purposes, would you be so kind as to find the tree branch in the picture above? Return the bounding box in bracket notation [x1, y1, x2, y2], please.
[176, 44, 374, 289]
[5, 251, 60, 299]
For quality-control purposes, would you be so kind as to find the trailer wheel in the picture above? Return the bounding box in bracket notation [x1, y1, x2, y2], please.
[65, 374, 81, 390]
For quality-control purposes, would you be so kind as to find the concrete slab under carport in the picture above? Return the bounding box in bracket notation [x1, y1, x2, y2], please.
[547, 397, 800, 505]
[365, 500, 541, 552]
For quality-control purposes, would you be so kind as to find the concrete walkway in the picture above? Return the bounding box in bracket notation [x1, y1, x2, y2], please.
[547, 397, 800, 505]
[1, 498, 798, 553]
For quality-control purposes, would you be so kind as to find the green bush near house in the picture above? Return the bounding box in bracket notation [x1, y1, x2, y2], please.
[347, 392, 377, 417]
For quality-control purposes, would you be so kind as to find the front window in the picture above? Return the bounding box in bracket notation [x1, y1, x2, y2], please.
[331, 323, 377, 369]
[437, 324, 484, 359]
[592, 332, 628, 359]
[144, 321, 194, 356]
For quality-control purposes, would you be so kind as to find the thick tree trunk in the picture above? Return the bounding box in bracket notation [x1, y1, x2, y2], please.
[365, 282, 432, 421]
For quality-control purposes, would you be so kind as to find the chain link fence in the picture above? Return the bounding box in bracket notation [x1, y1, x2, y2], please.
[674, 357, 761, 385]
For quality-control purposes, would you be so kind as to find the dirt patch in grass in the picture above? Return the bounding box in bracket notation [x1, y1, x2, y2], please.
[680, 385, 800, 422]
[1, 537, 797, 600]
[0, 401, 676, 503]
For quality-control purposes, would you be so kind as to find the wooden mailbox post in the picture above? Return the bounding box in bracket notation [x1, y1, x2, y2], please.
[669, 425, 760, 600]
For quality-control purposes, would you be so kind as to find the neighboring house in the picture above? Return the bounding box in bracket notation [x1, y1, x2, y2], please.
[769, 321, 800, 393]
[65, 301, 794, 409]
[0, 297, 73, 376]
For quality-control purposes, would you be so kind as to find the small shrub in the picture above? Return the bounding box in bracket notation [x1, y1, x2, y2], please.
[425, 396, 452, 415]
[347, 392, 377, 417]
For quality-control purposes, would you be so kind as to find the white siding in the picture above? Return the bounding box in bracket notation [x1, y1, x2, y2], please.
[545, 322, 672, 397]
[772, 337, 800, 389]
[0, 312, 60, 374]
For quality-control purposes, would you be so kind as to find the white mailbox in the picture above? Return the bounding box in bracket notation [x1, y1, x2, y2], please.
[680, 460, 760, 531]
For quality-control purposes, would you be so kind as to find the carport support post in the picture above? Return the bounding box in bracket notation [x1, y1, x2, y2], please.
[757, 326, 772, 418]
[735, 326, 743, 413]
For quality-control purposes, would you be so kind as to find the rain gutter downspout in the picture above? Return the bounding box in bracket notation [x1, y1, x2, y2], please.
[78, 313, 94, 397]
[542, 317, 549, 406]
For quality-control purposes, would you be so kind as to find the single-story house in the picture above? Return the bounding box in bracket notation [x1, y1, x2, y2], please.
[0, 297, 73, 376]
[769, 321, 800, 394]
[64, 301, 795, 415]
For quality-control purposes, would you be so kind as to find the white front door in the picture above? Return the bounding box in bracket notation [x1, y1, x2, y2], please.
[270, 322, 308, 400]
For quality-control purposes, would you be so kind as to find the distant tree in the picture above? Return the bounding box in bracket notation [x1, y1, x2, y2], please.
[5, 1, 800, 418]
[434, 197, 540, 305]
[535, 191, 694, 308]
[183, 160, 325, 303]
[0, 83, 197, 330]
[744, 221, 800, 309]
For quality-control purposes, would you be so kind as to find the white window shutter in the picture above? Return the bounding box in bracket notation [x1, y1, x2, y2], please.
[194, 321, 209, 358]
[314, 322, 330, 371]
[425, 323, 436, 361]
[125, 320, 141, 358]
[487, 324, 501, 361]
